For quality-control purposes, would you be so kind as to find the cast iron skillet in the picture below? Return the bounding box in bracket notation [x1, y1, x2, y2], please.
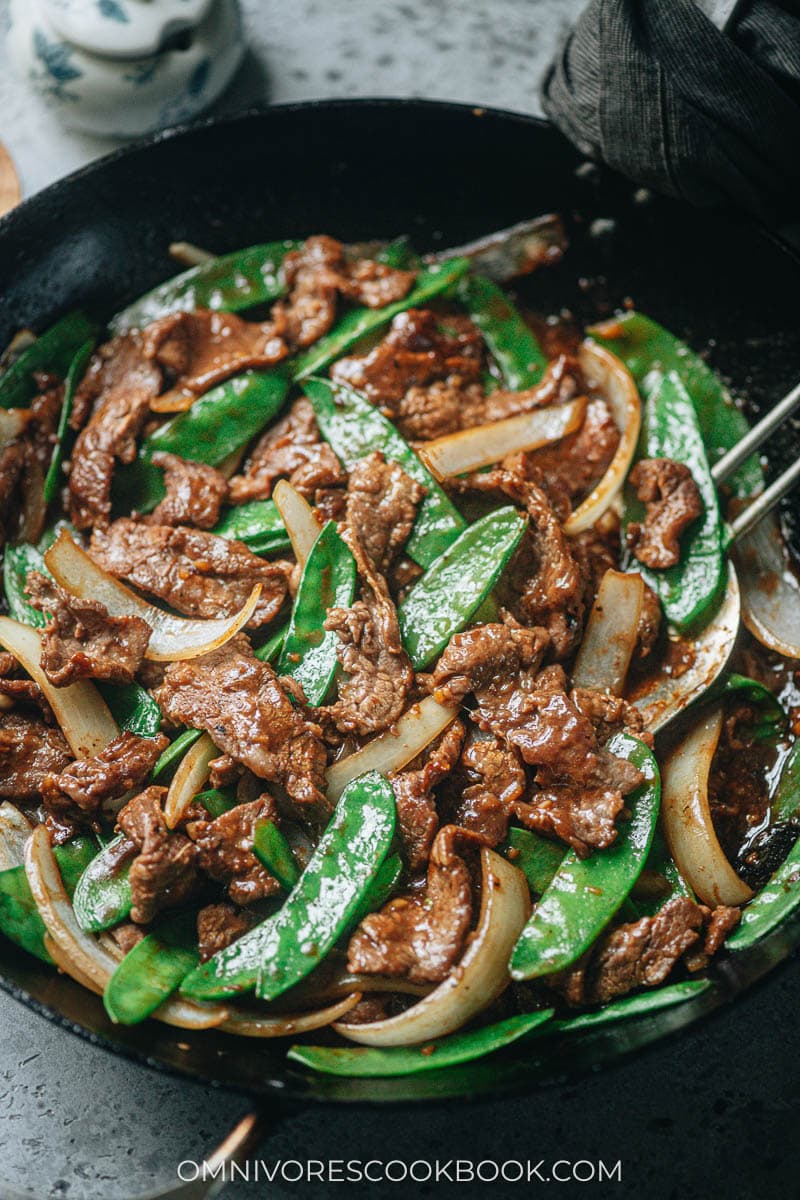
[1, 100, 799, 1110]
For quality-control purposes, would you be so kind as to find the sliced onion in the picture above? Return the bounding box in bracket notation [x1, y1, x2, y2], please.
[661, 706, 754, 907]
[45, 531, 261, 663]
[326, 696, 459, 803]
[169, 241, 216, 267]
[0, 617, 118, 758]
[272, 479, 321, 568]
[0, 802, 32, 871]
[0, 408, 28, 448]
[44, 933, 102, 994]
[572, 569, 644, 695]
[735, 514, 800, 659]
[564, 341, 641, 535]
[26, 826, 229, 1029]
[334, 848, 530, 1047]
[220, 993, 362, 1038]
[164, 732, 216, 829]
[150, 390, 197, 414]
[418, 397, 586, 480]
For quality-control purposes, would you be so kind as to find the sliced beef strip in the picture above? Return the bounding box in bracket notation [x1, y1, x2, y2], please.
[347, 825, 482, 984]
[116, 786, 199, 924]
[636, 580, 662, 659]
[344, 452, 425, 575]
[0, 712, 72, 802]
[627, 457, 704, 570]
[0, 440, 26, 546]
[10, 377, 64, 546]
[68, 332, 163, 529]
[0, 652, 54, 720]
[227, 397, 346, 506]
[41, 731, 169, 829]
[90, 519, 291, 629]
[519, 396, 619, 505]
[189, 795, 282, 905]
[391, 720, 465, 870]
[155, 635, 329, 819]
[148, 451, 228, 529]
[447, 729, 527, 847]
[25, 571, 151, 687]
[197, 902, 255, 963]
[110, 922, 146, 955]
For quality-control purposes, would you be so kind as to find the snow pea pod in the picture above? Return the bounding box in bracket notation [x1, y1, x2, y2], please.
[43, 339, 95, 506]
[277, 520, 357, 705]
[180, 770, 396, 1002]
[293, 258, 471, 380]
[510, 734, 660, 981]
[3, 543, 46, 627]
[458, 274, 547, 390]
[254, 622, 289, 665]
[196, 787, 238, 819]
[114, 368, 290, 513]
[624, 370, 724, 632]
[253, 820, 300, 891]
[528, 980, 713, 1042]
[98, 681, 162, 738]
[698, 672, 786, 742]
[109, 240, 302, 335]
[151, 728, 203, 782]
[397, 506, 526, 669]
[590, 311, 762, 500]
[0, 312, 98, 410]
[212, 499, 291, 556]
[287, 1009, 554, 1077]
[104, 910, 199, 1025]
[501, 827, 565, 896]
[73, 833, 134, 932]
[629, 824, 692, 919]
[348, 851, 403, 929]
[0, 836, 97, 962]
[303, 376, 466, 568]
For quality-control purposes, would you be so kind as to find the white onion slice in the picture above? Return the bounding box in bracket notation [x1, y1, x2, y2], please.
[44, 531, 261, 663]
[164, 732, 216, 829]
[0, 617, 118, 758]
[169, 241, 216, 267]
[661, 706, 754, 907]
[44, 933, 103, 994]
[564, 341, 641, 535]
[334, 848, 530, 1047]
[220, 992, 362, 1038]
[572, 569, 644, 696]
[326, 696, 458, 803]
[26, 826, 229, 1030]
[418, 397, 586, 480]
[735, 514, 800, 659]
[0, 803, 32, 871]
[272, 479, 321, 568]
[0, 408, 28, 448]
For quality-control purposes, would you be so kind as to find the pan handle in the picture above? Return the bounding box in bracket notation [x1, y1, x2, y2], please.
[135, 1105, 285, 1200]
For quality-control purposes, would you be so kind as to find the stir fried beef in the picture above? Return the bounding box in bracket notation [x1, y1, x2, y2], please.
[521, 396, 619, 505]
[447, 729, 527, 846]
[0, 441, 26, 546]
[627, 457, 703, 570]
[391, 720, 466, 869]
[189, 796, 282, 905]
[709, 702, 774, 862]
[228, 397, 346, 506]
[197, 902, 255, 963]
[3, 377, 64, 546]
[155, 635, 328, 817]
[0, 652, 53, 718]
[116, 786, 199, 924]
[636, 580, 662, 659]
[110, 921, 146, 955]
[89, 519, 291, 629]
[25, 571, 151, 686]
[0, 712, 72, 801]
[68, 333, 163, 529]
[273, 235, 416, 348]
[348, 825, 481, 984]
[557, 897, 740, 1006]
[344, 452, 425, 574]
[41, 731, 168, 835]
[428, 622, 550, 707]
[148, 451, 228, 529]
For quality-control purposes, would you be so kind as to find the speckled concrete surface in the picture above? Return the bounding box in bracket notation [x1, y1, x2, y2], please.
[1, 3, 799, 1198]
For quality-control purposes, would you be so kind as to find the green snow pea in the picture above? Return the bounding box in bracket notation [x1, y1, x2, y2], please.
[397, 506, 526, 669]
[501, 827, 565, 896]
[104, 910, 199, 1025]
[374, 237, 422, 270]
[151, 728, 204, 782]
[772, 739, 800, 824]
[0, 836, 97, 962]
[698, 672, 786, 743]
[212, 499, 291, 556]
[304, 376, 466, 568]
[458, 274, 547, 390]
[293, 258, 471, 380]
[114, 368, 290, 513]
[180, 771, 396, 1002]
[624, 370, 724, 632]
[253, 820, 300, 891]
[528, 980, 713, 1042]
[73, 833, 134, 932]
[98, 681, 162, 738]
[3, 543, 46, 627]
[629, 824, 692, 919]
[196, 787, 238, 819]
[43, 339, 95, 506]
[277, 521, 357, 705]
[254, 622, 289, 664]
[510, 734, 660, 981]
[348, 851, 403, 929]
[288, 1009, 554, 1078]
[0, 312, 98, 410]
[109, 240, 302, 335]
[590, 311, 762, 500]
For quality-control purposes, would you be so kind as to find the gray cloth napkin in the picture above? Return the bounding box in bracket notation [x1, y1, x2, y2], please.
[541, 0, 800, 225]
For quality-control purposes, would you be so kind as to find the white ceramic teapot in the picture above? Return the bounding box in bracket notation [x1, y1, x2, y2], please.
[7, 0, 245, 137]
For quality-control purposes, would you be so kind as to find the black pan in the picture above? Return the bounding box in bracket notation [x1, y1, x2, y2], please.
[1, 100, 799, 1111]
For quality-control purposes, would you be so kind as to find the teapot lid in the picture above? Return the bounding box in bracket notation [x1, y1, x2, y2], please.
[42, 0, 216, 59]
